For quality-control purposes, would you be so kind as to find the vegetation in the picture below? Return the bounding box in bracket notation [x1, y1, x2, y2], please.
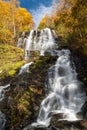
[0, 0, 86, 129]
[5, 54, 56, 129]
[0, 44, 26, 78]
[38, 0, 87, 56]
[0, 0, 34, 44]
[0, 0, 34, 78]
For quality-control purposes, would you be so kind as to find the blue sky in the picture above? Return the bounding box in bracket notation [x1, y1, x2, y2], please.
[20, 0, 54, 27]
[20, 0, 53, 10]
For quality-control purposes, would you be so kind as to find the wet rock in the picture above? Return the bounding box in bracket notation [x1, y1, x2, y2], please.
[1, 55, 57, 130]
[37, 30, 41, 37]
[50, 114, 87, 130]
[0, 33, 87, 130]
[81, 101, 87, 117]
[0, 111, 6, 130]
[23, 125, 58, 130]
[71, 50, 87, 87]
[29, 51, 40, 60]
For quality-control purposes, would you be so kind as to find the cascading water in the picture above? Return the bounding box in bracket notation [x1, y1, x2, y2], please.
[0, 111, 6, 130]
[17, 32, 25, 48]
[17, 28, 56, 60]
[0, 61, 33, 129]
[0, 84, 10, 130]
[0, 84, 10, 101]
[31, 49, 86, 128]
[19, 62, 33, 75]
[17, 28, 87, 130]
[24, 30, 34, 60]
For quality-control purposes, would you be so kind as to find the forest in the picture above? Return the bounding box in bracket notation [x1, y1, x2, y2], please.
[0, 0, 86, 56]
[39, 0, 87, 57]
[0, 0, 34, 44]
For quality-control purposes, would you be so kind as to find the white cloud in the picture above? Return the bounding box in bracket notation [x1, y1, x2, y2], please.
[30, 5, 52, 28]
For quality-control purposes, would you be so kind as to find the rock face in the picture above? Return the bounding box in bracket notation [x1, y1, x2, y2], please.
[0, 29, 87, 130]
[72, 52, 87, 87]
[50, 114, 87, 130]
[0, 51, 87, 130]
[1, 55, 57, 130]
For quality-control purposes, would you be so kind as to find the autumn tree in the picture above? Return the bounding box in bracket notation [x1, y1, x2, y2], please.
[0, 0, 34, 44]
[39, 0, 87, 54]
[17, 8, 34, 32]
[38, 15, 51, 29]
[10, 0, 20, 37]
[39, 0, 87, 38]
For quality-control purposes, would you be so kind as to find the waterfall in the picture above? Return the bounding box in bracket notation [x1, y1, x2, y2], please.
[19, 62, 33, 75]
[24, 30, 34, 60]
[0, 84, 10, 130]
[17, 28, 56, 60]
[17, 28, 87, 130]
[0, 84, 10, 101]
[0, 61, 33, 129]
[19, 30, 86, 128]
[0, 111, 6, 130]
[31, 49, 86, 128]
[17, 32, 25, 48]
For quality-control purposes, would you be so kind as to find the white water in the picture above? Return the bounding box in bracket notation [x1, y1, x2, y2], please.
[22, 28, 56, 59]
[0, 84, 10, 101]
[0, 62, 33, 129]
[0, 111, 6, 130]
[31, 49, 86, 128]
[26, 29, 87, 128]
[17, 28, 87, 130]
[17, 32, 25, 48]
[17, 37, 23, 48]
[19, 62, 33, 75]
[0, 84, 10, 130]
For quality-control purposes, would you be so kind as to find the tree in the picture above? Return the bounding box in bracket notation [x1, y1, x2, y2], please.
[38, 0, 87, 50]
[0, 0, 34, 44]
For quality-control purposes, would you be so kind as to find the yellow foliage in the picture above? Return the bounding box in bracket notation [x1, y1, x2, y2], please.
[39, 0, 87, 38]
[0, 0, 34, 44]
[39, 15, 51, 29]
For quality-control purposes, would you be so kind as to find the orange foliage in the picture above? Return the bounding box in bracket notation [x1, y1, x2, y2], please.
[39, 0, 87, 39]
[0, 0, 34, 44]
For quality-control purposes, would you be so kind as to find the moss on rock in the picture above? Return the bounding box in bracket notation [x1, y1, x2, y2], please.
[3, 55, 57, 130]
[0, 44, 26, 79]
